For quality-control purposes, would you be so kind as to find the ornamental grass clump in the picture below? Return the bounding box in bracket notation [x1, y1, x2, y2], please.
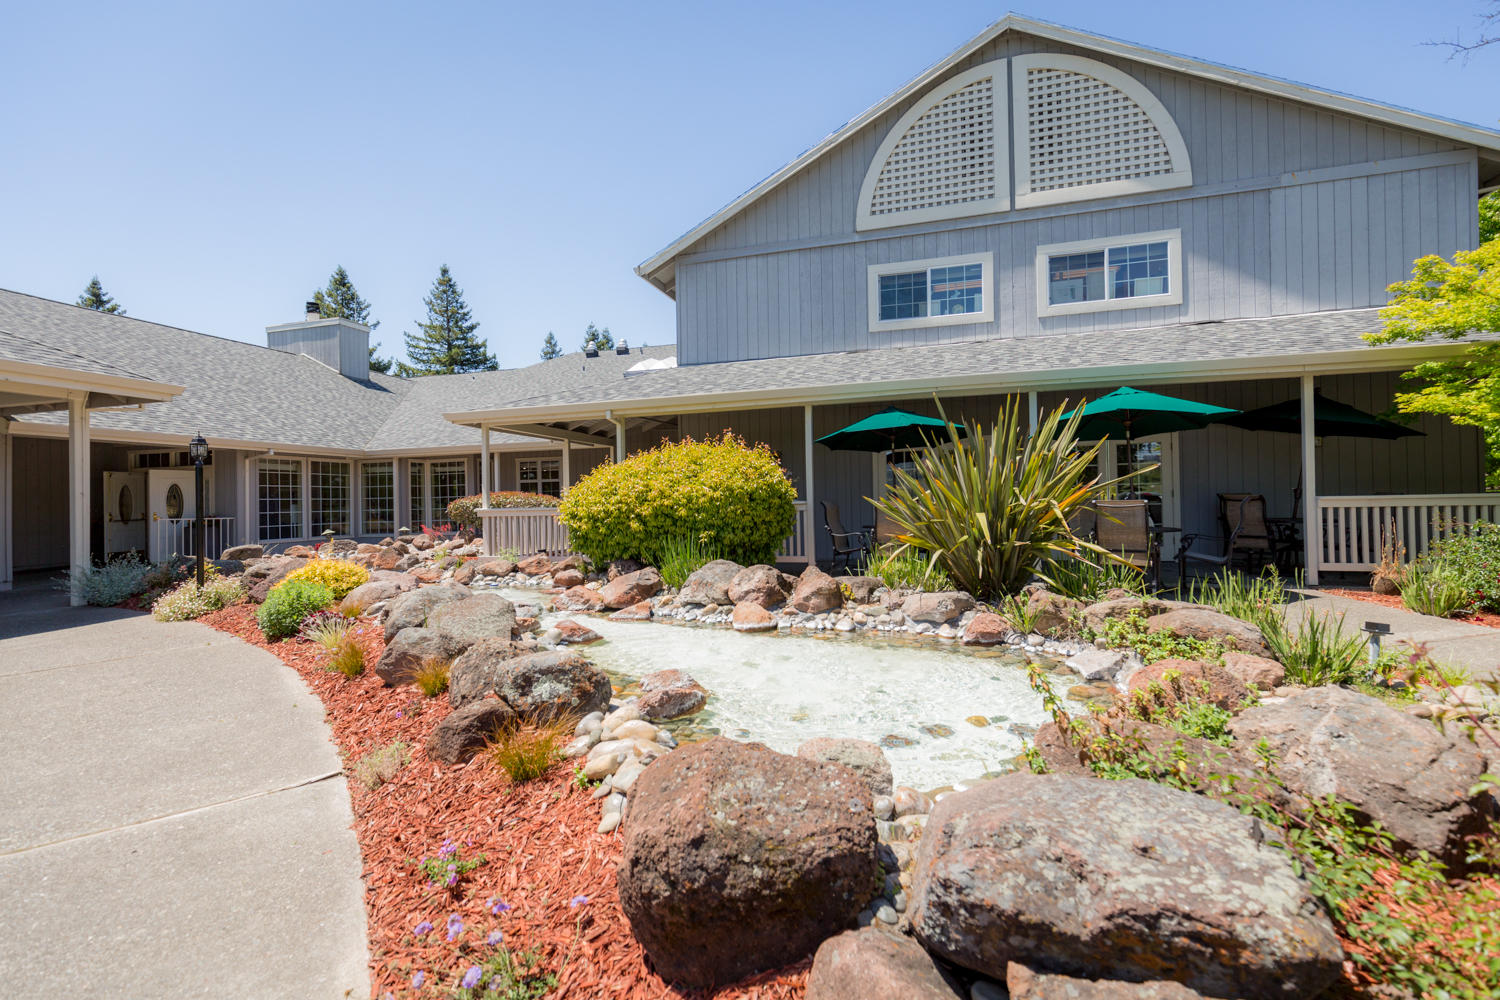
[151, 575, 245, 621]
[277, 558, 368, 599]
[256, 578, 334, 640]
[559, 432, 796, 567]
[873, 397, 1139, 600]
[653, 533, 726, 589]
[486, 716, 574, 783]
[865, 542, 954, 591]
[413, 657, 451, 697]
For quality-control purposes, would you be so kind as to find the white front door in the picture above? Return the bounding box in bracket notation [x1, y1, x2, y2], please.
[102, 470, 147, 557]
[147, 468, 209, 561]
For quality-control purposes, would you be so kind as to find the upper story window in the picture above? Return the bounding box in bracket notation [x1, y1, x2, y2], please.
[1035, 230, 1183, 318]
[867, 252, 994, 332]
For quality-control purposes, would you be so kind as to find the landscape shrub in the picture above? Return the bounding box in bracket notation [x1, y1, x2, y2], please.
[150, 576, 245, 621]
[446, 491, 560, 533]
[62, 552, 154, 606]
[873, 397, 1139, 600]
[413, 657, 451, 697]
[1046, 555, 1147, 603]
[256, 578, 334, 640]
[354, 741, 409, 790]
[276, 558, 369, 600]
[558, 433, 796, 567]
[865, 543, 954, 592]
[487, 716, 574, 783]
[1427, 521, 1500, 612]
[1399, 556, 1474, 618]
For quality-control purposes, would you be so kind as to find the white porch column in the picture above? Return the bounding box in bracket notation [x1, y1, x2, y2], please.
[479, 424, 491, 504]
[67, 393, 91, 606]
[803, 403, 816, 567]
[0, 417, 12, 591]
[1300, 374, 1320, 585]
[1027, 390, 1039, 431]
[609, 412, 626, 462]
[560, 440, 571, 495]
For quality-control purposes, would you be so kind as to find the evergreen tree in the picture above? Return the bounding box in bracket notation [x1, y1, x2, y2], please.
[77, 276, 124, 314]
[311, 265, 393, 373]
[580, 323, 615, 352]
[399, 265, 496, 375]
[540, 331, 562, 360]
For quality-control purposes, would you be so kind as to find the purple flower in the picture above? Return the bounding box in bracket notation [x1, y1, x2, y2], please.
[487, 897, 511, 915]
[412, 970, 425, 989]
[438, 840, 457, 859]
[487, 929, 504, 946]
[395, 710, 403, 718]
[569, 894, 588, 908]
[461, 966, 482, 989]
[446, 913, 463, 940]
[413, 920, 432, 936]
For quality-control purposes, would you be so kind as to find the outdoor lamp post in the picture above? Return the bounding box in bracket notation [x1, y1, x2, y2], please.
[188, 434, 208, 587]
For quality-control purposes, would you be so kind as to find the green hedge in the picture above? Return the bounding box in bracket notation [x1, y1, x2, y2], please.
[257, 578, 335, 640]
[446, 491, 560, 531]
[559, 433, 797, 566]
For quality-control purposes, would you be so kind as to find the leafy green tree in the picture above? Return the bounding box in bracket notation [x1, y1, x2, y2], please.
[540, 331, 562, 360]
[1480, 191, 1499, 244]
[311, 265, 392, 373]
[1364, 240, 1500, 487]
[399, 265, 496, 376]
[580, 323, 614, 352]
[77, 276, 124, 314]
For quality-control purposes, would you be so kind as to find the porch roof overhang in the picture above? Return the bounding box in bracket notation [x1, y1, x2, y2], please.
[0, 355, 182, 418]
[444, 308, 1476, 431]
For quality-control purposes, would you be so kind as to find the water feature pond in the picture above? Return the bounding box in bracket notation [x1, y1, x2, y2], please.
[501, 588, 1077, 792]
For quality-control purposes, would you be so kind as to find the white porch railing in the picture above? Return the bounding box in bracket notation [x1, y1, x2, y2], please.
[480, 502, 813, 565]
[155, 517, 236, 560]
[1317, 494, 1500, 572]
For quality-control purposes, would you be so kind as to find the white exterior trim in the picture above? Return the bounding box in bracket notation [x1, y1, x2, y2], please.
[1011, 53, 1192, 210]
[855, 60, 1011, 231]
[866, 251, 995, 333]
[1034, 229, 1184, 317]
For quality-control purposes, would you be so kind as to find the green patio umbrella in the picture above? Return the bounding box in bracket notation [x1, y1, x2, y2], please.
[816, 406, 966, 452]
[1060, 386, 1239, 474]
[1220, 391, 1424, 440]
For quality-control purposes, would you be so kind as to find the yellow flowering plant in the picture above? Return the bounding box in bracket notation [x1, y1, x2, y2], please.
[275, 558, 369, 600]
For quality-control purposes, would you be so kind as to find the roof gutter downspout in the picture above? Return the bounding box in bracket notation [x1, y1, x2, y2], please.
[606, 410, 626, 462]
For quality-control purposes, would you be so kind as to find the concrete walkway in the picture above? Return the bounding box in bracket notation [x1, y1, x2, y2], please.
[1288, 588, 1500, 680]
[0, 577, 367, 998]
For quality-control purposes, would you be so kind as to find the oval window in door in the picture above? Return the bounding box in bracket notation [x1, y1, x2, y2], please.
[166, 484, 184, 519]
[119, 484, 134, 523]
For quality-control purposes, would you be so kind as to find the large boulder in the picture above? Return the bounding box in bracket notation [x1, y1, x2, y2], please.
[374, 627, 465, 686]
[364, 547, 402, 572]
[796, 737, 894, 798]
[834, 575, 883, 605]
[221, 544, 264, 562]
[678, 559, 745, 606]
[446, 637, 526, 708]
[731, 602, 776, 632]
[453, 557, 514, 586]
[599, 567, 663, 609]
[618, 738, 879, 987]
[552, 568, 585, 589]
[1144, 608, 1270, 658]
[339, 579, 403, 613]
[1220, 651, 1285, 692]
[1027, 590, 1084, 637]
[1126, 659, 1252, 712]
[488, 650, 611, 720]
[790, 565, 844, 614]
[807, 928, 963, 1000]
[1081, 597, 1194, 636]
[382, 584, 470, 641]
[908, 773, 1342, 997]
[426, 699, 518, 764]
[246, 557, 306, 603]
[516, 553, 552, 575]
[962, 612, 1009, 646]
[607, 558, 644, 580]
[553, 585, 606, 612]
[427, 593, 517, 650]
[1006, 962, 1211, 999]
[1228, 686, 1492, 865]
[636, 669, 708, 721]
[727, 564, 791, 608]
[902, 591, 975, 625]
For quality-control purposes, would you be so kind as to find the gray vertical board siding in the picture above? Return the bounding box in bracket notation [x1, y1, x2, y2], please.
[11, 436, 67, 570]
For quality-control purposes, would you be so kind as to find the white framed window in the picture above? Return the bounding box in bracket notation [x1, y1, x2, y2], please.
[361, 461, 394, 535]
[309, 460, 351, 536]
[429, 460, 468, 527]
[867, 252, 993, 333]
[408, 461, 426, 531]
[1035, 230, 1183, 318]
[257, 458, 303, 542]
[518, 458, 562, 498]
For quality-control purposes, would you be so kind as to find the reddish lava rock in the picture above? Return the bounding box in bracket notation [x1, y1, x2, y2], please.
[554, 619, 603, 644]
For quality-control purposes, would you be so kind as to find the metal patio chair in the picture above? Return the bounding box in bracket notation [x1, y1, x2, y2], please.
[820, 500, 869, 572]
[1178, 495, 1271, 583]
[1096, 499, 1160, 585]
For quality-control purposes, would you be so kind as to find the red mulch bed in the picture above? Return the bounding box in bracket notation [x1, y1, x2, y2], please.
[1322, 588, 1500, 630]
[199, 603, 808, 1000]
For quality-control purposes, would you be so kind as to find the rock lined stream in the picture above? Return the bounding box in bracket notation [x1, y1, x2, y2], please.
[498, 587, 1075, 791]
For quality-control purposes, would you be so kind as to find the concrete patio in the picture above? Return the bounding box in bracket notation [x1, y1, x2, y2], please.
[0, 576, 367, 998]
[1289, 588, 1500, 681]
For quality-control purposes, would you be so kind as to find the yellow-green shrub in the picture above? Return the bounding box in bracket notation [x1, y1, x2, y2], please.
[558, 433, 796, 566]
[276, 558, 369, 600]
[446, 491, 559, 532]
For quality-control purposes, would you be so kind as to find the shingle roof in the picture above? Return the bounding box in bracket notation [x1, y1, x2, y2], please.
[0, 326, 156, 382]
[456, 309, 1396, 417]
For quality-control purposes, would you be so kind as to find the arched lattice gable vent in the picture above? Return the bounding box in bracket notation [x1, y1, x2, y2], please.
[1012, 53, 1191, 209]
[855, 61, 1010, 231]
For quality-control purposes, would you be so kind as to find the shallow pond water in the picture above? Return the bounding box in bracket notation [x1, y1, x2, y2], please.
[498, 588, 1076, 792]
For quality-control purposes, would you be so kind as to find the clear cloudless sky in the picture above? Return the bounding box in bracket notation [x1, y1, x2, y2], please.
[1, 1, 1497, 368]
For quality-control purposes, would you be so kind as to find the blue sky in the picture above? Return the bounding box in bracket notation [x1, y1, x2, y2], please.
[1, 1, 1495, 369]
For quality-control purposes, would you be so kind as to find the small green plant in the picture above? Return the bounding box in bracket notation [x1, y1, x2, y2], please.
[457, 946, 557, 1000]
[865, 543, 954, 591]
[151, 575, 245, 621]
[652, 533, 726, 589]
[1101, 610, 1224, 664]
[354, 741, 409, 790]
[256, 578, 334, 640]
[1416, 520, 1500, 612]
[998, 592, 1040, 633]
[487, 716, 574, 783]
[412, 838, 486, 891]
[1267, 609, 1367, 686]
[572, 765, 599, 790]
[413, 657, 451, 697]
[327, 632, 366, 677]
[1399, 555, 1473, 618]
[1045, 556, 1147, 603]
[59, 552, 155, 606]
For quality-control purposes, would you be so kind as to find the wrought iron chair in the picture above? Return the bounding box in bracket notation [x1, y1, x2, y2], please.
[1179, 495, 1271, 583]
[820, 500, 869, 572]
[1096, 499, 1160, 586]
